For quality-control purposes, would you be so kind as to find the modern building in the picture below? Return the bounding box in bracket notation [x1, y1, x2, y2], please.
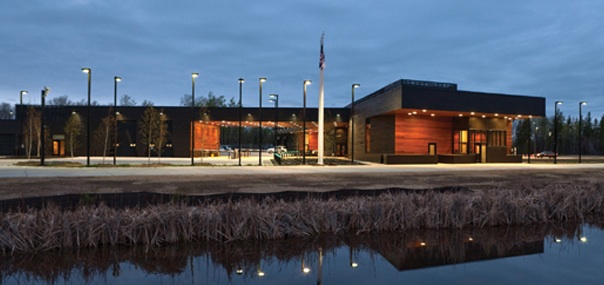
[0, 79, 545, 163]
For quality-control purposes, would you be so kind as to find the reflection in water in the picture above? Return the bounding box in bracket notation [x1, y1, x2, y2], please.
[0, 222, 594, 284]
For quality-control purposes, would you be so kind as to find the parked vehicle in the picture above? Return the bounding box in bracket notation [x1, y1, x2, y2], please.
[267, 145, 287, 154]
[536, 151, 557, 158]
[219, 145, 232, 151]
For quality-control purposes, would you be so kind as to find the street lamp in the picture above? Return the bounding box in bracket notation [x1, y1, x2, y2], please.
[40, 87, 50, 166]
[579, 101, 587, 163]
[81, 68, 92, 166]
[113, 76, 121, 165]
[238, 78, 244, 166]
[19, 90, 28, 156]
[302, 80, 312, 164]
[191, 72, 199, 166]
[554, 101, 562, 164]
[258, 78, 266, 166]
[351, 83, 360, 164]
[269, 94, 279, 148]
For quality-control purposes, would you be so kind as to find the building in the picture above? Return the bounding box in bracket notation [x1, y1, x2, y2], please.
[0, 79, 545, 163]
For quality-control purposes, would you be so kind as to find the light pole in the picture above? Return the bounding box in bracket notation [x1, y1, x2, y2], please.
[351, 83, 360, 164]
[302, 80, 311, 164]
[554, 101, 562, 164]
[579, 101, 587, 163]
[269, 94, 279, 147]
[527, 117, 531, 164]
[238, 78, 244, 166]
[191, 73, 199, 166]
[40, 87, 50, 166]
[19, 90, 28, 156]
[258, 78, 266, 166]
[113, 76, 121, 165]
[81, 68, 92, 166]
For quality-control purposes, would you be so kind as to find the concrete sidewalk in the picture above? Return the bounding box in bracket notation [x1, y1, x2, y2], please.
[2, 155, 604, 178]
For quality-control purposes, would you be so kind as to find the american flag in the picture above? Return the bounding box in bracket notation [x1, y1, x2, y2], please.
[319, 33, 325, 70]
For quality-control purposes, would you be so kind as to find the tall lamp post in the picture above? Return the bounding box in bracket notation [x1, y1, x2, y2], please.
[554, 101, 563, 164]
[113, 76, 121, 165]
[258, 78, 266, 166]
[191, 72, 199, 166]
[81, 68, 92, 166]
[351, 84, 360, 164]
[579, 101, 587, 163]
[40, 87, 50, 166]
[302, 80, 312, 164]
[238, 78, 244, 166]
[269, 94, 279, 147]
[19, 90, 28, 156]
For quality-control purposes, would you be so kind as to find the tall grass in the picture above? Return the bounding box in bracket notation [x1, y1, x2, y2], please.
[1, 182, 603, 253]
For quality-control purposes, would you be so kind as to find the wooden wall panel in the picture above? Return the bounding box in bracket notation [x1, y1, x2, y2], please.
[193, 123, 220, 150]
[394, 115, 452, 154]
[506, 121, 513, 154]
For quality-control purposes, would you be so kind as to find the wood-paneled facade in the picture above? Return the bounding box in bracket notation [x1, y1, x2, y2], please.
[352, 79, 545, 163]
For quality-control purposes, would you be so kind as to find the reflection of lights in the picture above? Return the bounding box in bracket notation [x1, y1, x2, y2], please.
[468, 237, 474, 241]
[303, 267, 311, 273]
[236, 268, 243, 275]
[580, 237, 588, 243]
[420, 242, 426, 246]
[351, 262, 359, 268]
[258, 271, 265, 277]
[555, 238, 562, 243]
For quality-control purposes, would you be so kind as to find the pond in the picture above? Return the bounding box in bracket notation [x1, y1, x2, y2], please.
[1, 222, 602, 284]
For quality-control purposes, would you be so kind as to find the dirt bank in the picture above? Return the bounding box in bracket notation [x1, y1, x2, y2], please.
[0, 168, 601, 200]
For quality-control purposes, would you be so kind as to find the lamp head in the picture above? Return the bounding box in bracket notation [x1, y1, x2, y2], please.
[115, 76, 122, 82]
[259, 77, 267, 83]
[43, 86, 51, 95]
[239, 78, 245, 83]
[81, 68, 91, 74]
[352, 83, 360, 88]
[192, 72, 199, 78]
[304, 80, 312, 85]
[555, 101, 563, 105]
[20, 90, 28, 96]
[580, 101, 587, 106]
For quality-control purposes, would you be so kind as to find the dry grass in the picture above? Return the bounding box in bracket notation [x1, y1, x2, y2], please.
[1, 182, 603, 253]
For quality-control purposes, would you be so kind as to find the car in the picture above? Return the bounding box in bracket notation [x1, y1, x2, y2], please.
[219, 145, 232, 151]
[536, 151, 557, 158]
[267, 145, 287, 154]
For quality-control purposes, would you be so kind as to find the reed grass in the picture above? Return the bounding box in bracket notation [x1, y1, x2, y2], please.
[1, 182, 603, 253]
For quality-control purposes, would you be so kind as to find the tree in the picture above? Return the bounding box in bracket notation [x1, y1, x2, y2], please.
[23, 106, 40, 159]
[138, 106, 161, 163]
[156, 110, 169, 163]
[93, 111, 115, 163]
[141, 100, 154, 107]
[179, 92, 237, 107]
[0, 102, 14, 119]
[120, 94, 137, 106]
[64, 113, 82, 158]
[47, 95, 74, 106]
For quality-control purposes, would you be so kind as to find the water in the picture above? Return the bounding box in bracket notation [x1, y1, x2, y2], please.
[2, 223, 602, 284]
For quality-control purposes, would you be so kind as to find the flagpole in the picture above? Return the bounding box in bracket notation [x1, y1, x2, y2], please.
[318, 33, 325, 165]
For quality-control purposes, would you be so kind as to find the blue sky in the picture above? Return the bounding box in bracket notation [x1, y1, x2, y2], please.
[1, 0, 603, 117]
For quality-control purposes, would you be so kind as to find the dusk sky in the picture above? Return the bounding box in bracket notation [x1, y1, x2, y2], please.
[1, 1, 603, 117]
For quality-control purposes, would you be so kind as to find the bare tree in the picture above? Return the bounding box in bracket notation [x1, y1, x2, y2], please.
[138, 106, 160, 164]
[23, 106, 40, 159]
[0, 102, 14, 119]
[93, 111, 115, 163]
[119, 94, 137, 106]
[64, 113, 82, 158]
[156, 110, 169, 163]
[47, 95, 74, 106]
